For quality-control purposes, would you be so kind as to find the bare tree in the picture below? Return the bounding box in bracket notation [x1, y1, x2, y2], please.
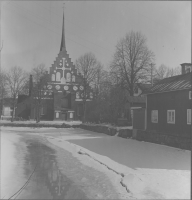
[154, 64, 181, 84]
[31, 63, 49, 123]
[6, 66, 28, 121]
[154, 64, 169, 80]
[0, 70, 8, 116]
[110, 31, 154, 96]
[75, 52, 101, 122]
[32, 63, 47, 84]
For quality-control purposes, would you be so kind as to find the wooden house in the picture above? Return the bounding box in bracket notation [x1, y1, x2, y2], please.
[146, 65, 191, 135]
[135, 63, 192, 149]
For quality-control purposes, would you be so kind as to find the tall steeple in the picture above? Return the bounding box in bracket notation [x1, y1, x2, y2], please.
[60, 7, 66, 51]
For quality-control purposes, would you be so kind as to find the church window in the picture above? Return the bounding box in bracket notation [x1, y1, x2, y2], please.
[76, 92, 80, 99]
[56, 72, 61, 81]
[72, 75, 75, 82]
[52, 74, 55, 81]
[66, 72, 71, 82]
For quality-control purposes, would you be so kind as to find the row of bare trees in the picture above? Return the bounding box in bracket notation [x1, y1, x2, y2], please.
[0, 67, 28, 121]
[0, 64, 48, 122]
[1, 31, 181, 123]
[75, 31, 181, 123]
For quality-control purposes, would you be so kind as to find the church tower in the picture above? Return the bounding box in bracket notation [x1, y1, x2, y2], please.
[45, 9, 93, 121]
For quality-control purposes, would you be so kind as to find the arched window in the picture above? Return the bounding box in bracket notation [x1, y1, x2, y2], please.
[56, 72, 61, 81]
[51, 74, 55, 81]
[72, 75, 75, 82]
[66, 72, 71, 82]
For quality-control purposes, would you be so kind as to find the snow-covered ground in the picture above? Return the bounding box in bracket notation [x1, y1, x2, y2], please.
[43, 129, 191, 199]
[1, 131, 26, 199]
[1, 127, 191, 199]
[0, 119, 82, 125]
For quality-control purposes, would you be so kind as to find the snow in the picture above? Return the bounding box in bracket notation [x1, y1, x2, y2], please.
[1, 127, 190, 199]
[0, 132, 25, 199]
[43, 129, 190, 199]
[0, 119, 82, 125]
[84, 122, 133, 130]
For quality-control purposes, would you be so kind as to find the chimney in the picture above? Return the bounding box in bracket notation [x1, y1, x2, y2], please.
[181, 63, 192, 74]
[29, 75, 33, 97]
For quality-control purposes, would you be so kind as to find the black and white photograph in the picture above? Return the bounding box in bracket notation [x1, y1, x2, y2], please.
[0, 1, 191, 199]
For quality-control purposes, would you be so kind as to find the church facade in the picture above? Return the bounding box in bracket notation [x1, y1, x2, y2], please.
[16, 12, 93, 121]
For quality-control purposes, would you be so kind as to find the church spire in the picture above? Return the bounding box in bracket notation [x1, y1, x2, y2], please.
[60, 6, 66, 51]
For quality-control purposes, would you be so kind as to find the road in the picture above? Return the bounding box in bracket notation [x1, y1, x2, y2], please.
[1, 127, 128, 199]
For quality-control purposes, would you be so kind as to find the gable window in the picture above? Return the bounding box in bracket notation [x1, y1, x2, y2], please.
[66, 72, 71, 82]
[189, 91, 192, 100]
[51, 74, 55, 81]
[167, 110, 175, 124]
[187, 109, 191, 124]
[151, 110, 158, 123]
[72, 75, 75, 82]
[56, 72, 61, 81]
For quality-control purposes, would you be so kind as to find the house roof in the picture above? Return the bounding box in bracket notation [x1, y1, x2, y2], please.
[137, 83, 152, 93]
[146, 72, 192, 94]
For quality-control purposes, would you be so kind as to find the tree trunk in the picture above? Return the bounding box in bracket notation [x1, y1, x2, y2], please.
[11, 96, 16, 122]
[36, 103, 40, 123]
[82, 100, 86, 123]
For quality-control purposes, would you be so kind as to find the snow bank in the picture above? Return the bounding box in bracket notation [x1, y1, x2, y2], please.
[45, 135, 190, 199]
[44, 136, 131, 199]
[0, 120, 82, 125]
[2, 127, 190, 199]
[1, 132, 21, 198]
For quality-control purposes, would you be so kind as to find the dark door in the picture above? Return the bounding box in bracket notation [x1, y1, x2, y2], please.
[133, 108, 146, 130]
[61, 113, 67, 120]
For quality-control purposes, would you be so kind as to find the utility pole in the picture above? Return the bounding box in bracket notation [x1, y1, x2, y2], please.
[191, 4, 192, 200]
[150, 63, 154, 86]
[0, 1, 4, 117]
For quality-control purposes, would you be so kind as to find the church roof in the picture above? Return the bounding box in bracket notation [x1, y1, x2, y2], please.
[60, 11, 66, 51]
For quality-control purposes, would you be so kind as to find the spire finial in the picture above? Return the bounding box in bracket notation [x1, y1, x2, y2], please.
[60, 2, 66, 52]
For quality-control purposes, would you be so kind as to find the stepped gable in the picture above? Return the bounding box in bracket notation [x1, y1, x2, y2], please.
[45, 10, 93, 100]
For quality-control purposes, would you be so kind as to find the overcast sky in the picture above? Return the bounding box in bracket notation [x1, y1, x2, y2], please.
[1, 1, 191, 72]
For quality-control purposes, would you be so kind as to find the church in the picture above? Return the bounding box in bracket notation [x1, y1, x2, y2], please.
[16, 11, 93, 121]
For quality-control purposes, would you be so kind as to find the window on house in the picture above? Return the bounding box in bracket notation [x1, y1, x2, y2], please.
[151, 110, 158, 123]
[187, 109, 191, 124]
[189, 91, 192, 100]
[167, 110, 175, 124]
[56, 112, 59, 118]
